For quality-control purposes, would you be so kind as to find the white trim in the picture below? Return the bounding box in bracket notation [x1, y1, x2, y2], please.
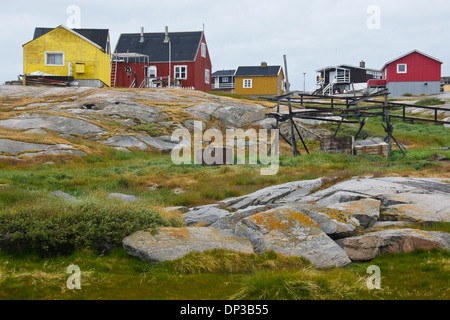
[243, 79, 253, 88]
[205, 69, 210, 84]
[45, 51, 65, 66]
[174, 65, 188, 80]
[397, 63, 407, 74]
[201, 42, 206, 58]
[24, 25, 106, 52]
[382, 49, 442, 71]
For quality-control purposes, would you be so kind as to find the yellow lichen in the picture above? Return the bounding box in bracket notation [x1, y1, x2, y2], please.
[168, 228, 191, 239]
[248, 208, 320, 232]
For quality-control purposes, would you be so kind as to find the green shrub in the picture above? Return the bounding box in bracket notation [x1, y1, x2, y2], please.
[0, 197, 169, 256]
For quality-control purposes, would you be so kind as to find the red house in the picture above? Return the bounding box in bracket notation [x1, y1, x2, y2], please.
[112, 27, 212, 91]
[368, 50, 442, 97]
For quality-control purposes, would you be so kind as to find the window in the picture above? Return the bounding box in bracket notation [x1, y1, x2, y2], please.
[205, 69, 210, 84]
[222, 77, 229, 83]
[201, 43, 206, 58]
[243, 79, 252, 88]
[174, 65, 187, 79]
[147, 66, 157, 78]
[397, 64, 407, 74]
[45, 52, 64, 66]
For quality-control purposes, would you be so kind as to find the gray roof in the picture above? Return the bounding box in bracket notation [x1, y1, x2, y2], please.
[114, 31, 204, 62]
[33, 27, 109, 52]
[212, 70, 236, 77]
[235, 65, 281, 77]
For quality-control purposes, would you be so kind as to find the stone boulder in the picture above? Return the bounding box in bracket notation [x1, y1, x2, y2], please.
[183, 204, 232, 227]
[50, 190, 76, 201]
[106, 193, 137, 202]
[220, 178, 323, 211]
[210, 205, 275, 231]
[380, 193, 450, 223]
[234, 206, 351, 268]
[336, 229, 450, 261]
[122, 227, 254, 263]
[300, 177, 450, 223]
[285, 204, 360, 237]
[328, 198, 381, 229]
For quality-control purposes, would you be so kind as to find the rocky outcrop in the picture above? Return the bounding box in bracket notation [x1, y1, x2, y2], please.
[185, 102, 266, 127]
[328, 198, 381, 229]
[234, 206, 351, 268]
[0, 138, 86, 159]
[182, 205, 232, 227]
[0, 113, 106, 138]
[220, 178, 323, 211]
[299, 177, 450, 223]
[122, 176, 449, 268]
[0, 86, 270, 158]
[336, 229, 450, 261]
[122, 227, 254, 263]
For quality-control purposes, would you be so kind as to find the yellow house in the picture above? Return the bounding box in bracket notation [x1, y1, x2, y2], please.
[234, 62, 285, 96]
[23, 25, 111, 87]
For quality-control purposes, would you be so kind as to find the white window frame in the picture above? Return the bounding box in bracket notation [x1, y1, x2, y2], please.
[174, 65, 188, 80]
[147, 66, 157, 78]
[205, 69, 210, 84]
[397, 63, 407, 74]
[201, 43, 206, 58]
[243, 79, 253, 88]
[222, 76, 229, 83]
[45, 51, 65, 66]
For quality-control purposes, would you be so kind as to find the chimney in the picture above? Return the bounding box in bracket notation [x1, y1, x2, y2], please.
[261, 61, 268, 68]
[360, 60, 366, 68]
[164, 26, 170, 43]
[140, 27, 144, 43]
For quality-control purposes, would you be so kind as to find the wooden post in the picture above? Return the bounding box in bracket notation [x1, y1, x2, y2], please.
[283, 55, 290, 94]
[288, 98, 299, 156]
[384, 93, 392, 154]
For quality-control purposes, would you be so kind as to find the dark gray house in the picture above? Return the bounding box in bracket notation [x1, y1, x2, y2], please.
[211, 69, 236, 93]
[315, 61, 382, 95]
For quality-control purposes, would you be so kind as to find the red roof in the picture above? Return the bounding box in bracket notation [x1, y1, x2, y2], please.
[382, 49, 442, 71]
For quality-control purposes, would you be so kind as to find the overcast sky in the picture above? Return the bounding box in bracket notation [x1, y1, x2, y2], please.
[1, 0, 449, 89]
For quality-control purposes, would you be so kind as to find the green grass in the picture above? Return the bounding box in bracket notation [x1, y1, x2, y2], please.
[414, 98, 445, 106]
[132, 123, 162, 137]
[0, 248, 448, 300]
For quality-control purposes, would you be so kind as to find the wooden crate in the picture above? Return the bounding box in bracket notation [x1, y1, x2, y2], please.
[354, 138, 389, 159]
